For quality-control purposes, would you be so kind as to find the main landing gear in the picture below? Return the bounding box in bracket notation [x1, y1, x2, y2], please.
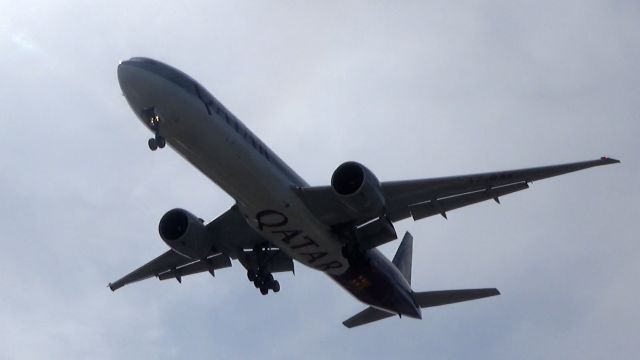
[143, 107, 166, 151]
[247, 269, 280, 295]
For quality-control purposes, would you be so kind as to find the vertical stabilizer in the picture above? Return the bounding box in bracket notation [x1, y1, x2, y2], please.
[392, 232, 413, 285]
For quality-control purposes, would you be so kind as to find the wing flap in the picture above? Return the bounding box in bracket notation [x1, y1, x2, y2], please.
[158, 254, 232, 281]
[409, 182, 529, 220]
[109, 250, 192, 291]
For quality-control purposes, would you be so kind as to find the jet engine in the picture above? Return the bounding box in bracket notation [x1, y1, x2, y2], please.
[158, 208, 214, 259]
[331, 161, 386, 220]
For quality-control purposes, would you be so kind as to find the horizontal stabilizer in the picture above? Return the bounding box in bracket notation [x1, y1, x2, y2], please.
[343, 288, 499, 328]
[415, 288, 500, 308]
[343, 306, 395, 328]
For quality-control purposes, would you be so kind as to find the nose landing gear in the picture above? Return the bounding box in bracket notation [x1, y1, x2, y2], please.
[148, 135, 165, 151]
[142, 107, 166, 151]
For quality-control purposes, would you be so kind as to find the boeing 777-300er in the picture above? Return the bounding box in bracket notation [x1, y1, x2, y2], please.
[110, 57, 619, 328]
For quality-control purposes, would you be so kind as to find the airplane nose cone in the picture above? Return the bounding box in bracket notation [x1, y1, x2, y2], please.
[117, 60, 140, 94]
[117, 59, 157, 116]
[118, 60, 134, 92]
[117, 57, 201, 106]
[117, 60, 130, 76]
[117, 58, 159, 95]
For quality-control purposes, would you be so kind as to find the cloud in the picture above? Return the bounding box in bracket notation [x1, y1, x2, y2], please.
[0, 1, 637, 359]
[10, 32, 39, 53]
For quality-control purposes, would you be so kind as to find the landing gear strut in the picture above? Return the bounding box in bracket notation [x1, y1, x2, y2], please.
[247, 269, 280, 295]
[143, 107, 166, 151]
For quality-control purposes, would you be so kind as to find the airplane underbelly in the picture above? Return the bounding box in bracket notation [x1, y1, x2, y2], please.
[241, 206, 350, 275]
[159, 98, 269, 202]
[154, 87, 349, 275]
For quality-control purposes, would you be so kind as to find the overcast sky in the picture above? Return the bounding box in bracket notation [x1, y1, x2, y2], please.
[1, 1, 638, 359]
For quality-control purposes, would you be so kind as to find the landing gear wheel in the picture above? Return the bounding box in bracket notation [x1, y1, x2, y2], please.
[253, 280, 261, 288]
[148, 138, 158, 151]
[265, 273, 274, 283]
[260, 286, 269, 295]
[271, 280, 280, 293]
[156, 136, 166, 149]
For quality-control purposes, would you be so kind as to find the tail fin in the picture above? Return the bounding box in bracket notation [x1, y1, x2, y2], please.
[342, 232, 500, 329]
[392, 232, 413, 284]
[414, 288, 500, 308]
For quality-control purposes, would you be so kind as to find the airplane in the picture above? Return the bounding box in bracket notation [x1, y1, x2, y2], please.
[110, 57, 620, 328]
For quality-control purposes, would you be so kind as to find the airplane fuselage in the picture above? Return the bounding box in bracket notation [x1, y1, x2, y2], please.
[117, 58, 420, 318]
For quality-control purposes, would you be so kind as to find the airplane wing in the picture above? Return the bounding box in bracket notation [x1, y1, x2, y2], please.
[298, 157, 620, 225]
[108, 251, 230, 291]
[383, 157, 619, 222]
[109, 205, 292, 291]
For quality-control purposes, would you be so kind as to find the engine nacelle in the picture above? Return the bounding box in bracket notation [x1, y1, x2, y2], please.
[159, 208, 214, 259]
[331, 161, 386, 220]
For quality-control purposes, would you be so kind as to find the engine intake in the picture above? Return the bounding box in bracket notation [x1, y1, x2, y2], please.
[332, 162, 366, 195]
[159, 209, 189, 241]
[159, 208, 214, 259]
[331, 161, 386, 220]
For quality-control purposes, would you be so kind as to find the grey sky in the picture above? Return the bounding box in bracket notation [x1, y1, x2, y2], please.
[1, 1, 638, 359]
